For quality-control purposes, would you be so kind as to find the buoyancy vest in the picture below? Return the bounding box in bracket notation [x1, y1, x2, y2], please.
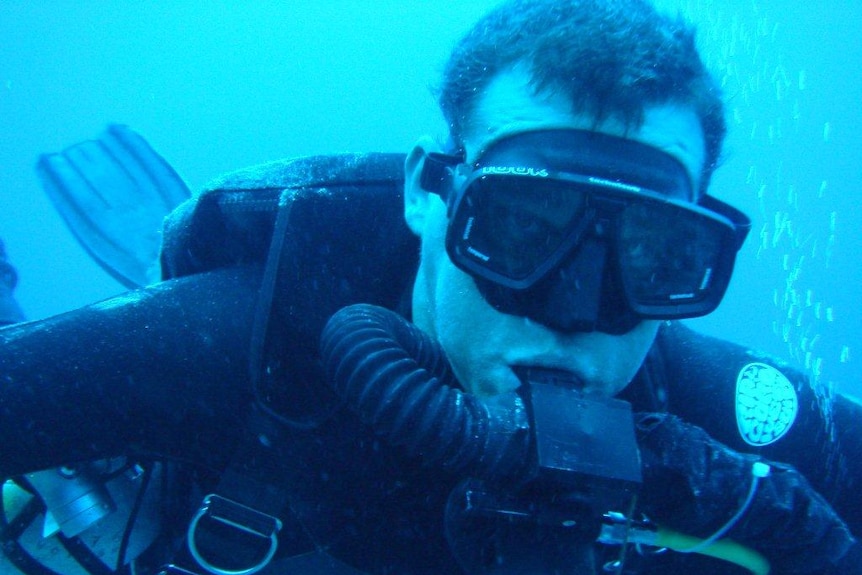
[158, 152, 861, 573]
[1, 153, 858, 574]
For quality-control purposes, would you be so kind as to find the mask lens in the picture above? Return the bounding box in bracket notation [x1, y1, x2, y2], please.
[452, 175, 586, 284]
[618, 200, 729, 308]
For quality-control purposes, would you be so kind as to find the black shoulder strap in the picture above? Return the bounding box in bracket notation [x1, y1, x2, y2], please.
[157, 154, 414, 575]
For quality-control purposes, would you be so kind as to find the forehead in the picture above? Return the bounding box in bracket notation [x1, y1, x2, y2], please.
[462, 69, 707, 193]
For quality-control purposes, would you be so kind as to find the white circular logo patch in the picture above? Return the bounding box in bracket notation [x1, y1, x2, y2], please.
[735, 362, 798, 446]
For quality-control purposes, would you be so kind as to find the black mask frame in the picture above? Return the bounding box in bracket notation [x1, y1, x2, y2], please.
[420, 129, 751, 333]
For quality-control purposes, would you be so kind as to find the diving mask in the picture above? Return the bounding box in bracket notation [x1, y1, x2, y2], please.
[420, 129, 750, 334]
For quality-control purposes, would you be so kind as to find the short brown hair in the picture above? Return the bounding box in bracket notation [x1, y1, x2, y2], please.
[438, 0, 725, 194]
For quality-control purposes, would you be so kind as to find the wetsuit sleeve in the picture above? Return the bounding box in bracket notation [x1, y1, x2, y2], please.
[0, 267, 260, 476]
[655, 321, 862, 537]
[636, 412, 859, 574]
[829, 393, 862, 533]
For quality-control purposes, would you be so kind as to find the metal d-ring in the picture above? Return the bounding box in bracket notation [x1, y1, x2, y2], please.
[187, 494, 282, 575]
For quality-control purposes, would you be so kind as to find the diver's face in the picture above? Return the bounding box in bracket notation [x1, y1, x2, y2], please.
[404, 68, 707, 397]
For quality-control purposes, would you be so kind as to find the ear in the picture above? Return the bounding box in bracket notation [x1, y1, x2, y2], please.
[403, 135, 444, 236]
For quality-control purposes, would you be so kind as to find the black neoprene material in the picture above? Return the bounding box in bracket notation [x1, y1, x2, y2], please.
[0, 152, 857, 574]
[0, 266, 261, 476]
[320, 303, 532, 480]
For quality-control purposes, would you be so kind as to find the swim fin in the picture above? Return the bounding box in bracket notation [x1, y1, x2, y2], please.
[36, 125, 192, 289]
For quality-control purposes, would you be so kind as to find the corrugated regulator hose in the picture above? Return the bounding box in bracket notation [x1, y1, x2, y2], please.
[320, 303, 775, 575]
[320, 303, 532, 481]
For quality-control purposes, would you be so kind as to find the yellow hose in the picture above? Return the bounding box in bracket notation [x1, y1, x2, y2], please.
[655, 527, 771, 575]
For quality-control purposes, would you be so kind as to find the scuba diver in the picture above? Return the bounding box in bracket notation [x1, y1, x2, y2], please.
[1, 1, 860, 574]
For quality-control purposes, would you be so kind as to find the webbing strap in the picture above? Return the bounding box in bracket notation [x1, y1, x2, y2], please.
[167, 191, 321, 575]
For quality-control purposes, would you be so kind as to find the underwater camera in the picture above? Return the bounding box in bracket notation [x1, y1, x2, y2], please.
[444, 368, 643, 574]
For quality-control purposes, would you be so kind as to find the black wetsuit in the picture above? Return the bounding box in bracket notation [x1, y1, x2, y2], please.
[0, 153, 859, 574]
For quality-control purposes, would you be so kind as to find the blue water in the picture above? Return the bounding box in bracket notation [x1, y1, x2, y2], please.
[1, 1, 859, 397]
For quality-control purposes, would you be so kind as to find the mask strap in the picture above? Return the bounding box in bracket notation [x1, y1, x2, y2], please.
[419, 152, 461, 193]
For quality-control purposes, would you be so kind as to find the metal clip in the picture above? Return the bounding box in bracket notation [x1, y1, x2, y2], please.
[187, 494, 283, 575]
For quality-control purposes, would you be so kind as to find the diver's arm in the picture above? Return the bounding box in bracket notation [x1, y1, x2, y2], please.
[0, 266, 260, 476]
[758, 379, 862, 538]
[827, 392, 862, 534]
[637, 412, 861, 575]
[655, 322, 862, 538]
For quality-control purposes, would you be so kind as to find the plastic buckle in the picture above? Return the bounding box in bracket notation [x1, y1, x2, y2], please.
[187, 494, 283, 575]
